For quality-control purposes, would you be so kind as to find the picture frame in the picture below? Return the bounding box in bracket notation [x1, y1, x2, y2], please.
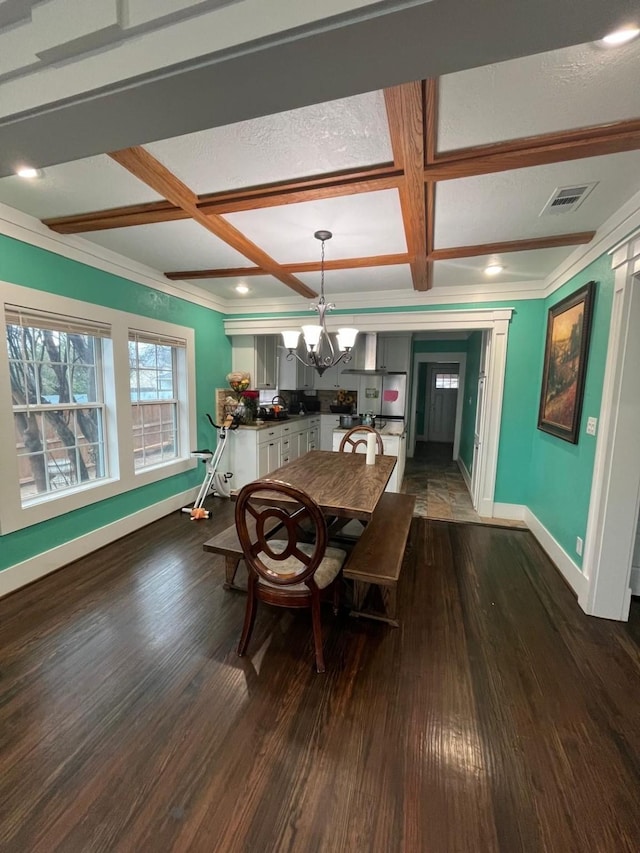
[537, 280, 596, 444]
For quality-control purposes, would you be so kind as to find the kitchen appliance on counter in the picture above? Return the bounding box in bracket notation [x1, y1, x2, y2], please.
[339, 414, 361, 428]
[258, 395, 290, 421]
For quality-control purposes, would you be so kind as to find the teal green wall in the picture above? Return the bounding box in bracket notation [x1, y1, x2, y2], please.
[527, 254, 614, 567]
[0, 235, 231, 572]
[459, 332, 482, 473]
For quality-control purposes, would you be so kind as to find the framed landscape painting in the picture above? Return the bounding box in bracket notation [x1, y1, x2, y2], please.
[538, 281, 595, 443]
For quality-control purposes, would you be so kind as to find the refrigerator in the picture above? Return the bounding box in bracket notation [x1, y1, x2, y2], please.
[358, 373, 407, 419]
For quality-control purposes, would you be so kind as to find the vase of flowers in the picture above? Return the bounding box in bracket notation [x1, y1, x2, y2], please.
[241, 389, 259, 424]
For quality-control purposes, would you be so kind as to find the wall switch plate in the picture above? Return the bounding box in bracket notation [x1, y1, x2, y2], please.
[576, 536, 583, 556]
[586, 416, 597, 436]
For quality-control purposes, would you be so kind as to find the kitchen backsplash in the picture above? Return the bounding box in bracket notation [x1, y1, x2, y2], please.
[280, 388, 358, 414]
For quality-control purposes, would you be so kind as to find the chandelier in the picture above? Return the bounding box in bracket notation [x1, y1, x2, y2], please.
[281, 230, 358, 376]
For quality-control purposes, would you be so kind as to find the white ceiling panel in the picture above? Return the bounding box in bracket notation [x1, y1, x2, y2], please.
[434, 150, 640, 248]
[0, 154, 161, 219]
[439, 40, 640, 151]
[297, 264, 412, 295]
[81, 219, 257, 273]
[223, 189, 407, 263]
[145, 91, 392, 194]
[433, 247, 575, 288]
[182, 275, 293, 301]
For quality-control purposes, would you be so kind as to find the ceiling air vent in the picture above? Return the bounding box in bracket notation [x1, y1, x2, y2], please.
[540, 182, 598, 216]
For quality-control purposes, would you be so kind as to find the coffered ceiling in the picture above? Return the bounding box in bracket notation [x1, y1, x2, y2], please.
[1, 5, 640, 310]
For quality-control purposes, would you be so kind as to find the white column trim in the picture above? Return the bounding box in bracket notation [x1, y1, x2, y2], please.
[580, 251, 640, 620]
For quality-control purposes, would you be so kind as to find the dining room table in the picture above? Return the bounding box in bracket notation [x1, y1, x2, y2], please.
[240, 449, 397, 523]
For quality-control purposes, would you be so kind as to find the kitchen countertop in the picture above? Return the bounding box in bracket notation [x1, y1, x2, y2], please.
[235, 413, 320, 431]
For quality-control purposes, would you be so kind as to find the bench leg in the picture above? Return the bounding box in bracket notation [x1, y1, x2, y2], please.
[349, 581, 400, 628]
[223, 556, 244, 591]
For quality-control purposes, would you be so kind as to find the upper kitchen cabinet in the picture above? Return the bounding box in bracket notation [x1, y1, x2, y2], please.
[313, 332, 365, 390]
[377, 334, 411, 372]
[278, 338, 314, 391]
[232, 335, 279, 389]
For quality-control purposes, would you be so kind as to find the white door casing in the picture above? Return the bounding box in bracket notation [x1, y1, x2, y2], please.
[581, 235, 640, 621]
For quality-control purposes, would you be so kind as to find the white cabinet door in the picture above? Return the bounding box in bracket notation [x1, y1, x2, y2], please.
[278, 344, 297, 390]
[255, 336, 278, 390]
[257, 441, 270, 478]
[320, 415, 341, 450]
[377, 334, 411, 372]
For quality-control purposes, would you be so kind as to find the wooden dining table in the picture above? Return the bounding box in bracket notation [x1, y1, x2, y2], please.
[244, 449, 396, 522]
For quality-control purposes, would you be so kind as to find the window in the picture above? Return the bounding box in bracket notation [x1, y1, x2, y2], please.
[435, 372, 459, 389]
[6, 306, 110, 506]
[129, 330, 186, 470]
[1, 284, 197, 535]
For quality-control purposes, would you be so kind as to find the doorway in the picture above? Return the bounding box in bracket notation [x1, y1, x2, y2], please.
[424, 363, 459, 443]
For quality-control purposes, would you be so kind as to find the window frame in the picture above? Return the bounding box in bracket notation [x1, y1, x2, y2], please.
[0, 282, 197, 535]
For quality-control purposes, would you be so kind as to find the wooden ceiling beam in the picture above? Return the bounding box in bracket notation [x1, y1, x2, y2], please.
[43, 165, 400, 234]
[425, 118, 640, 181]
[429, 231, 596, 261]
[424, 79, 438, 289]
[384, 82, 428, 291]
[165, 252, 412, 280]
[109, 147, 317, 299]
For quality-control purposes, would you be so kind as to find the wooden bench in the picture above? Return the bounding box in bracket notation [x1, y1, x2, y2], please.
[203, 515, 286, 591]
[342, 492, 415, 627]
[203, 492, 415, 626]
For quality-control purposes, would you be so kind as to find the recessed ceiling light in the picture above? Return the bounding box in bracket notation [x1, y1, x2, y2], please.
[484, 264, 504, 276]
[16, 166, 42, 179]
[599, 26, 640, 46]
[235, 284, 250, 295]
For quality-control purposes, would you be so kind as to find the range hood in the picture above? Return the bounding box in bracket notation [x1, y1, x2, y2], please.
[341, 332, 388, 375]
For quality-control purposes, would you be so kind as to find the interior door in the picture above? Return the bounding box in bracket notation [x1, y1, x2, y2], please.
[427, 364, 459, 442]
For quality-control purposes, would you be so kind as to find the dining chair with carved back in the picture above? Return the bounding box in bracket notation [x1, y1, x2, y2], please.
[339, 426, 384, 455]
[234, 479, 347, 673]
[334, 426, 384, 541]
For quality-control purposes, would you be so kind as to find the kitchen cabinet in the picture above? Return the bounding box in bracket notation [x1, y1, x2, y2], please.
[232, 335, 279, 390]
[278, 339, 314, 391]
[320, 414, 341, 450]
[376, 334, 411, 372]
[311, 333, 365, 391]
[230, 415, 321, 489]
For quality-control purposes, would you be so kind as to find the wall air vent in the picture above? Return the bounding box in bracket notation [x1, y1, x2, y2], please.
[540, 183, 598, 216]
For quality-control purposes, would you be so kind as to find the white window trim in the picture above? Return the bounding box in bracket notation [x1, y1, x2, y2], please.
[0, 281, 197, 534]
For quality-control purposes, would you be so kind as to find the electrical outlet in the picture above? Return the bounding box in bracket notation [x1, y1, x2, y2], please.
[576, 536, 583, 556]
[586, 416, 597, 436]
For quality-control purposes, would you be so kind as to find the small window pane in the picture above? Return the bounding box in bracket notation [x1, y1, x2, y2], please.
[435, 373, 459, 389]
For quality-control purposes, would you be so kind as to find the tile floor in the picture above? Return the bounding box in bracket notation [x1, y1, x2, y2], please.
[402, 441, 526, 528]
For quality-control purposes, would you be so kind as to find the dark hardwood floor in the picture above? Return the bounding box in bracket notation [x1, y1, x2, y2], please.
[1, 499, 639, 852]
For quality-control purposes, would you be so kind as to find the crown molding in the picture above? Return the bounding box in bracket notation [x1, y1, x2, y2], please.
[224, 307, 514, 336]
[0, 202, 228, 314]
[543, 190, 640, 297]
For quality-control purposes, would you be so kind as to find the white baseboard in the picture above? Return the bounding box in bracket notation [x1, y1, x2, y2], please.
[524, 507, 588, 599]
[493, 502, 526, 521]
[458, 457, 472, 491]
[0, 487, 198, 599]
[631, 567, 640, 596]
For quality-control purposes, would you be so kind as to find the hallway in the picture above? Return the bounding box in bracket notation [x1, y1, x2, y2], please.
[403, 441, 525, 527]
